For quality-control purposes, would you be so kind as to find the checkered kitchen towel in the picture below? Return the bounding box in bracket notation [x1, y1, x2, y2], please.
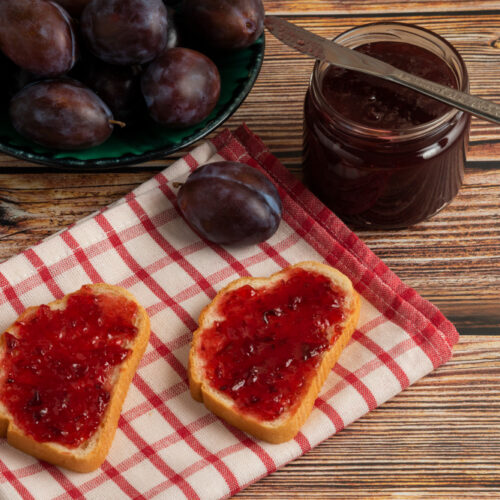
[0, 124, 458, 500]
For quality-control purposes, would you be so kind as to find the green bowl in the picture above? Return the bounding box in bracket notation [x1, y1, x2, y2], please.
[0, 35, 265, 168]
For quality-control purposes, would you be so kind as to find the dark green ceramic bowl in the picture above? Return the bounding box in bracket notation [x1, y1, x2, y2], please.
[0, 35, 264, 168]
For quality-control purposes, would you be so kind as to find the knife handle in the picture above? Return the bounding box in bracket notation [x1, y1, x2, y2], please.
[389, 69, 500, 125]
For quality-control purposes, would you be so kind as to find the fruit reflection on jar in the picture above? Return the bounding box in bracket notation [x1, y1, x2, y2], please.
[303, 22, 471, 229]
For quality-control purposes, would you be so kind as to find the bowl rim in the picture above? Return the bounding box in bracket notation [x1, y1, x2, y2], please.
[0, 35, 265, 169]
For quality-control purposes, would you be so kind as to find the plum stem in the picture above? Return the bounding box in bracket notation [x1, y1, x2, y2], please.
[109, 119, 126, 128]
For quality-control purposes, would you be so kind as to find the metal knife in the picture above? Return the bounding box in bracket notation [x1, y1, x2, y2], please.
[264, 15, 500, 125]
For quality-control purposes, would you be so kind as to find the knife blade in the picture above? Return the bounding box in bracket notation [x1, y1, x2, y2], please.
[264, 15, 500, 125]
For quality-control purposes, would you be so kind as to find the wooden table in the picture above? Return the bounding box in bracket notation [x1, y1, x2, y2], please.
[1, 1, 499, 498]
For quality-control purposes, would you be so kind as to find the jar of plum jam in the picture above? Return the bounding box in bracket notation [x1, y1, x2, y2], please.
[303, 23, 470, 229]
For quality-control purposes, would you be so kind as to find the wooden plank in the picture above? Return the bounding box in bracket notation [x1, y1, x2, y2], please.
[0, 17, 498, 335]
[263, 0, 500, 15]
[0, 172, 155, 258]
[0, 166, 498, 334]
[0, 13, 500, 170]
[235, 13, 500, 166]
[358, 162, 500, 332]
[0, 3, 497, 499]
[236, 336, 500, 498]
[0, 15, 498, 336]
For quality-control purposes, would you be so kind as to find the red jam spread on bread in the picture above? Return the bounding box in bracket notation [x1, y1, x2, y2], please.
[0, 287, 138, 447]
[199, 269, 347, 421]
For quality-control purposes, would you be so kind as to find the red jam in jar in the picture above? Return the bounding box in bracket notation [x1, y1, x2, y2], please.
[198, 269, 347, 421]
[0, 287, 139, 447]
[303, 23, 470, 229]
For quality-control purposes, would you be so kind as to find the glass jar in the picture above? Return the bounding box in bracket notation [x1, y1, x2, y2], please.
[303, 22, 470, 229]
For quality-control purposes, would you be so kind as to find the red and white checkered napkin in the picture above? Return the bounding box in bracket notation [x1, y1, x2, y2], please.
[0, 124, 458, 500]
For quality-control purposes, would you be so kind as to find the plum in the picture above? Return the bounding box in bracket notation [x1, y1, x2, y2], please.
[182, 0, 264, 51]
[177, 161, 282, 246]
[141, 48, 220, 128]
[0, 0, 78, 76]
[10, 80, 115, 150]
[85, 62, 143, 122]
[81, 0, 168, 65]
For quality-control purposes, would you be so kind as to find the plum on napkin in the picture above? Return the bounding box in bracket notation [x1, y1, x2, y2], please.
[0, 124, 458, 500]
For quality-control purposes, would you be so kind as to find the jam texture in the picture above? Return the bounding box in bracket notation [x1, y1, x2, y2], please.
[199, 269, 347, 421]
[0, 287, 139, 447]
[321, 41, 458, 128]
[303, 38, 470, 229]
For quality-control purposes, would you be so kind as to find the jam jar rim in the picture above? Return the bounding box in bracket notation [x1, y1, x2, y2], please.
[310, 21, 470, 142]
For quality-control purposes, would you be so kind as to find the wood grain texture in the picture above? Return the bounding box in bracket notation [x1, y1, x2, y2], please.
[0, 1, 498, 497]
[2, 12, 500, 170]
[0, 171, 155, 258]
[229, 12, 500, 168]
[265, 0, 500, 15]
[0, 167, 497, 335]
[236, 336, 500, 499]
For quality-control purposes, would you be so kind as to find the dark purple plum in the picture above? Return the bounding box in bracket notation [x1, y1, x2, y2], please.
[141, 48, 220, 128]
[85, 62, 143, 122]
[10, 80, 115, 150]
[177, 161, 282, 246]
[0, 0, 78, 76]
[81, 0, 168, 65]
[182, 0, 264, 51]
[53, 0, 91, 17]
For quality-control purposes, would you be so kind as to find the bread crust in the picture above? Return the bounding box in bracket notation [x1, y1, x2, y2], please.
[188, 261, 360, 443]
[0, 284, 150, 472]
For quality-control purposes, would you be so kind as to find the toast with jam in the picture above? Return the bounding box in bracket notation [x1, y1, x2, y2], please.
[0, 284, 150, 472]
[188, 261, 360, 443]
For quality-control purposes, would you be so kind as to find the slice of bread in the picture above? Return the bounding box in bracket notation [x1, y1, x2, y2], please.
[188, 261, 360, 443]
[0, 284, 150, 472]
